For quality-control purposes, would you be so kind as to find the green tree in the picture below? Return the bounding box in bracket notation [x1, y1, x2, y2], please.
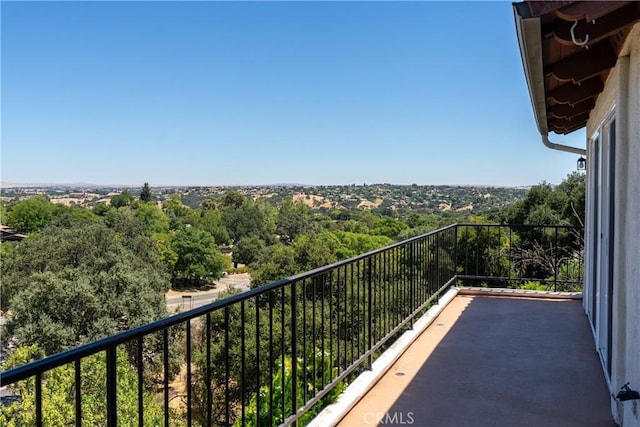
[238, 352, 345, 427]
[0, 200, 8, 225]
[370, 217, 409, 239]
[293, 232, 338, 270]
[163, 194, 198, 229]
[0, 345, 164, 426]
[276, 198, 311, 244]
[221, 190, 245, 210]
[92, 202, 113, 217]
[197, 209, 231, 245]
[110, 190, 135, 209]
[1, 222, 170, 353]
[557, 171, 586, 225]
[250, 244, 298, 288]
[134, 201, 170, 234]
[5, 196, 55, 233]
[169, 227, 227, 286]
[222, 199, 276, 244]
[332, 231, 393, 259]
[140, 182, 152, 202]
[233, 235, 267, 267]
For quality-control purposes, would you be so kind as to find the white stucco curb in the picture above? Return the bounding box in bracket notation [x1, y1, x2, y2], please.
[308, 287, 460, 427]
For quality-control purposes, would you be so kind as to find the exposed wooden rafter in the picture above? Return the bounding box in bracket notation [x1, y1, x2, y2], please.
[547, 76, 604, 106]
[554, 1, 628, 22]
[527, 1, 575, 18]
[546, 41, 617, 83]
[550, 119, 586, 134]
[548, 98, 595, 119]
[548, 112, 590, 130]
[544, 3, 640, 47]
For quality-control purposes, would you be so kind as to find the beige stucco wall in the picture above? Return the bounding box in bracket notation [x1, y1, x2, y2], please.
[586, 24, 640, 427]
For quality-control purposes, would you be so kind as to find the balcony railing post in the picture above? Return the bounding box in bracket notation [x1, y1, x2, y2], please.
[409, 242, 415, 329]
[106, 346, 117, 427]
[367, 257, 373, 370]
[35, 372, 42, 427]
[436, 231, 441, 304]
[454, 225, 459, 287]
[75, 360, 82, 427]
[554, 226, 559, 292]
[291, 281, 298, 426]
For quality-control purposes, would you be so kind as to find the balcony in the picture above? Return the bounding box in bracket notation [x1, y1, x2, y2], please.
[330, 292, 613, 426]
[1, 223, 607, 427]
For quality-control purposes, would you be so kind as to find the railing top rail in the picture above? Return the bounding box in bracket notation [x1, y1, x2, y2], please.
[457, 223, 583, 229]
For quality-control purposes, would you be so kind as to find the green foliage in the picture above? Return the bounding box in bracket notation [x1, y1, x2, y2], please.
[192, 292, 284, 424]
[503, 173, 585, 226]
[332, 231, 392, 259]
[0, 345, 164, 426]
[233, 235, 267, 267]
[103, 206, 147, 237]
[134, 201, 170, 234]
[169, 227, 226, 286]
[110, 190, 135, 209]
[293, 232, 338, 270]
[197, 209, 231, 245]
[238, 351, 345, 427]
[50, 205, 100, 228]
[223, 199, 276, 244]
[163, 194, 199, 229]
[140, 182, 152, 202]
[0, 241, 16, 264]
[250, 244, 298, 288]
[456, 223, 511, 280]
[0, 200, 8, 225]
[5, 196, 55, 232]
[92, 202, 113, 216]
[276, 198, 311, 244]
[222, 190, 245, 209]
[521, 281, 547, 291]
[1, 222, 169, 354]
[370, 217, 409, 239]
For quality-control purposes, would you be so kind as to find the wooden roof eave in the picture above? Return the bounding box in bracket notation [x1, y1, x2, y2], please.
[513, 3, 587, 154]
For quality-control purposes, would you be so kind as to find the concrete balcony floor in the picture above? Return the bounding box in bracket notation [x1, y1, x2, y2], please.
[338, 294, 615, 427]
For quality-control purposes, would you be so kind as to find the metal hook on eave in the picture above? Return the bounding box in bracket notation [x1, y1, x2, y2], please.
[570, 19, 590, 49]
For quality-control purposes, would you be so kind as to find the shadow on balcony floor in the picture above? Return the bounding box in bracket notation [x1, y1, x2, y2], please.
[339, 295, 615, 427]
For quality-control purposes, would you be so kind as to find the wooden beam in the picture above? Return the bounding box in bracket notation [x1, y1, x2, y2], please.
[555, 1, 629, 22]
[549, 112, 590, 129]
[545, 3, 640, 46]
[527, 1, 575, 18]
[546, 41, 617, 83]
[550, 119, 587, 134]
[548, 98, 595, 119]
[547, 76, 604, 105]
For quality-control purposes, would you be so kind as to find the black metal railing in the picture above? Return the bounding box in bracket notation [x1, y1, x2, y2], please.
[0, 224, 582, 426]
[456, 224, 584, 291]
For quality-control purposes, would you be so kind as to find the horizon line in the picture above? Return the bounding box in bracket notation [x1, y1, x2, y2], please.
[0, 181, 535, 189]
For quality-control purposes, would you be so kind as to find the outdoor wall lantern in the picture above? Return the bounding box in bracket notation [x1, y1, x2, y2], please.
[617, 383, 640, 401]
[577, 156, 587, 171]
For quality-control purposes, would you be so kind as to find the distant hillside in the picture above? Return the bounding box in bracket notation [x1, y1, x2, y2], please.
[1, 183, 530, 216]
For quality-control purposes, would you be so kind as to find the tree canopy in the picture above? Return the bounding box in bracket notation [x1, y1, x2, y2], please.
[169, 226, 228, 286]
[1, 221, 170, 355]
[140, 182, 152, 202]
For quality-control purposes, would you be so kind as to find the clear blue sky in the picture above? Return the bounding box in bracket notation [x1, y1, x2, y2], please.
[1, 1, 586, 187]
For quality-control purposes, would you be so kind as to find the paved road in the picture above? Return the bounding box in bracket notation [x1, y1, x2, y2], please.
[166, 274, 251, 312]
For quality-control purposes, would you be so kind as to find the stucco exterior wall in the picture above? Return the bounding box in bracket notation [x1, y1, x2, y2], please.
[586, 24, 640, 427]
